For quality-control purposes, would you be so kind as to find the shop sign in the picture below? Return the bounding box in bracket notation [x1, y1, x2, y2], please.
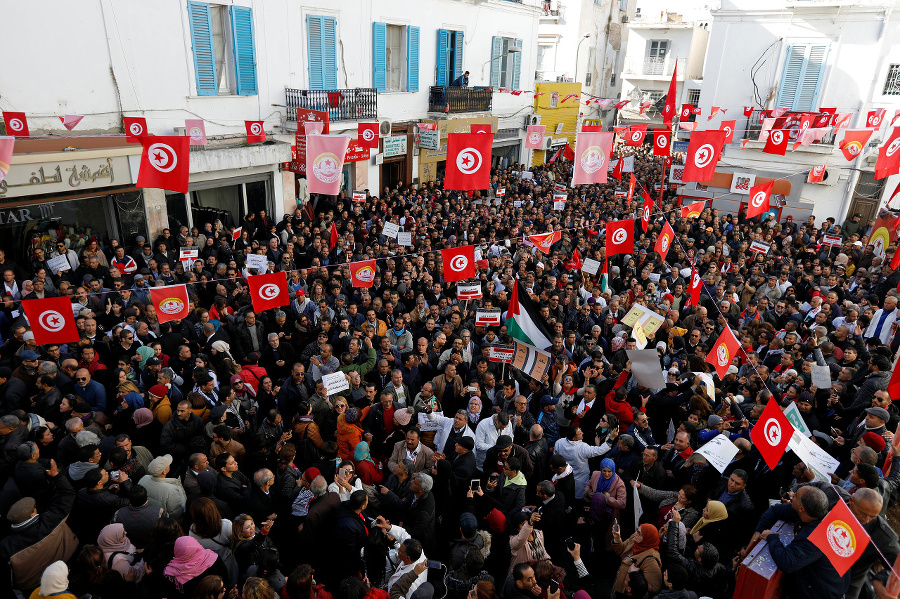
[419, 130, 440, 150]
[344, 142, 370, 163]
[0, 156, 132, 199]
[0, 203, 54, 226]
[383, 136, 408, 158]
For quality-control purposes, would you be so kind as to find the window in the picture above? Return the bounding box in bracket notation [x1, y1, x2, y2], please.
[775, 43, 829, 112]
[884, 64, 900, 96]
[644, 40, 669, 75]
[687, 88, 700, 105]
[187, 2, 257, 96]
[490, 36, 523, 89]
[437, 29, 465, 87]
[619, 0, 627, 10]
[374, 23, 420, 92]
[308, 15, 338, 90]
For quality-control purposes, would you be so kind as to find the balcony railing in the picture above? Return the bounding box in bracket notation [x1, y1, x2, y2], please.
[643, 57, 677, 76]
[285, 88, 377, 122]
[428, 86, 492, 113]
[742, 109, 836, 146]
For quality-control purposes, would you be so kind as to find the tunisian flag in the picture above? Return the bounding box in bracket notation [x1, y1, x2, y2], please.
[306, 134, 351, 195]
[245, 121, 266, 143]
[525, 125, 546, 149]
[682, 130, 725, 182]
[529, 231, 562, 255]
[640, 193, 653, 233]
[248, 272, 290, 312]
[22, 296, 80, 345]
[707, 327, 740, 379]
[137, 136, 190, 193]
[809, 499, 871, 577]
[606, 219, 634, 257]
[149, 284, 191, 324]
[653, 130, 671, 156]
[874, 127, 900, 180]
[446, 132, 493, 190]
[687, 266, 702, 307]
[720, 120, 736, 144]
[625, 126, 647, 147]
[840, 129, 874, 161]
[763, 129, 788, 156]
[746, 180, 774, 219]
[3, 112, 29, 138]
[350, 260, 377, 288]
[123, 116, 146, 142]
[358, 122, 379, 148]
[564, 248, 582, 270]
[655, 221, 675, 261]
[663, 62, 678, 126]
[572, 132, 614, 186]
[751, 399, 794, 470]
[442, 245, 476, 282]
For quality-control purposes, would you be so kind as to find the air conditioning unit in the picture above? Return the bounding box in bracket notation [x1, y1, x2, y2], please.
[379, 120, 393, 136]
[525, 114, 541, 128]
[544, 136, 554, 150]
[621, 15, 629, 22]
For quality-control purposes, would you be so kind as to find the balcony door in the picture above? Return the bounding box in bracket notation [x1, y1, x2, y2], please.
[645, 40, 669, 76]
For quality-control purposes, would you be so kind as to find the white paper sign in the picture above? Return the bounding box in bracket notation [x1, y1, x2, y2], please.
[514, 201, 523, 208]
[397, 232, 412, 246]
[626, 349, 667, 390]
[750, 241, 771, 255]
[382, 222, 400, 238]
[783, 402, 812, 437]
[582, 258, 601, 275]
[496, 187, 506, 197]
[633, 483, 643, 530]
[648, 273, 661, 283]
[180, 247, 199, 261]
[787, 431, 841, 482]
[476, 309, 502, 326]
[322, 371, 350, 395]
[810, 365, 832, 389]
[47, 255, 71, 273]
[417, 412, 443, 432]
[245, 254, 268, 272]
[694, 434, 740, 473]
[554, 201, 566, 211]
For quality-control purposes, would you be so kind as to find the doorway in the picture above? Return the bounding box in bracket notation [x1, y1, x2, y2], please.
[847, 171, 886, 225]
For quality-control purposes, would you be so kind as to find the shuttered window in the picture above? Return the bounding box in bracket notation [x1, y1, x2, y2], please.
[437, 29, 450, 86]
[407, 26, 420, 92]
[373, 23, 419, 92]
[491, 36, 522, 89]
[308, 15, 338, 90]
[776, 43, 829, 112]
[452, 31, 465, 83]
[230, 6, 257, 95]
[187, 2, 257, 96]
[373, 22, 387, 92]
[188, 1, 217, 96]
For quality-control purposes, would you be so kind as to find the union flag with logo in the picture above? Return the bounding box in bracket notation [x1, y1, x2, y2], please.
[655, 221, 675, 260]
[808, 164, 827, 183]
[707, 327, 740, 379]
[306, 134, 351, 195]
[137, 136, 190, 193]
[529, 231, 562, 255]
[350, 260, 377, 288]
[22, 296, 80, 345]
[149, 284, 191, 324]
[248, 272, 290, 312]
[809, 498, 870, 577]
[687, 266, 702, 307]
[572, 132, 614, 186]
[682, 130, 725, 182]
[445, 132, 493, 190]
[525, 125, 546, 149]
[681, 201, 705, 219]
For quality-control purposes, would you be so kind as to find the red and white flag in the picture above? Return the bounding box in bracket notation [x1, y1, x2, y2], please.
[687, 266, 702, 307]
[186, 119, 207, 145]
[22, 296, 80, 345]
[304, 121, 324, 136]
[653, 130, 671, 156]
[58, 115, 84, 131]
[529, 231, 562, 255]
[606, 219, 634, 257]
[707, 327, 740, 379]
[471, 124, 492, 134]
[564, 248, 582, 271]
[615, 99, 630, 110]
[867, 108, 886, 129]
[306, 134, 351, 195]
[358, 122, 379, 148]
[746, 180, 773, 219]
[743, 106, 754, 118]
[707, 106, 722, 120]
[246, 121, 266, 143]
[149, 284, 191, 324]
[682, 130, 725, 182]
[751, 399, 794, 469]
[123, 116, 146, 142]
[874, 127, 900, 180]
[808, 165, 827, 183]
[627, 174, 636, 207]
[572, 132, 614, 186]
[763, 129, 788, 155]
[525, 125, 546, 149]
[680, 105, 693, 121]
[445, 132, 492, 190]
[833, 113, 853, 130]
[137, 136, 190, 193]
[809, 499, 871, 577]
[720, 120, 736, 144]
[663, 63, 677, 126]
[232, 227, 243, 241]
[625, 125, 647, 147]
[350, 260, 377, 288]
[840, 129, 874, 161]
[681, 201, 705, 218]
[442, 246, 476, 282]
[655, 221, 675, 260]
[248, 272, 290, 312]
[611, 156, 624, 181]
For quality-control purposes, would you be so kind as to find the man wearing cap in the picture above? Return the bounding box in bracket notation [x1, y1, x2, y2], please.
[147, 384, 173, 425]
[138, 454, 187, 520]
[842, 212, 865, 239]
[0, 459, 76, 599]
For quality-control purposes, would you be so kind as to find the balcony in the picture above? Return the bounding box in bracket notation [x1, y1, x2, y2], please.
[643, 57, 673, 76]
[622, 56, 684, 78]
[285, 88, 377, 122]
[428, 86, 492, 114]
[742, 109, 836, 146]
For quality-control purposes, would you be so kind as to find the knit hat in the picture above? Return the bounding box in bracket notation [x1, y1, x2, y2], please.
[345, 407, 360, 424]
[6, 497, 36, 525]
[148, 384, 169, 398]
[303, 467, 321, 481]
[39, 561, 69, 595]
[862, 431, 887, 452]
[460, 512, 478, 539]
[394, 408, 412, 426]
[73, 401, 93, 414]
[133, 408, 153, 428]
[147, 454, 173, 477]
[457, 436, 475, 451]
[486, 508, 507, 534]
[708, 415, 723, 427]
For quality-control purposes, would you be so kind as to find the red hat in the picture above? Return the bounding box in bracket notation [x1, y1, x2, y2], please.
[148, 384, 169, 398]
[862, 431, 887, 452]
[663, 293, 675, 303]
[303, 467, 321, 481]
[297, 289, 305, 296]
[486, 508, 507, 533]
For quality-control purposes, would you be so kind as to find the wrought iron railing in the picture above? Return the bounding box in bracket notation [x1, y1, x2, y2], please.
[742, 109, 836, 146]
[285, 88, 377, 122]
[428, 86, 493, 113]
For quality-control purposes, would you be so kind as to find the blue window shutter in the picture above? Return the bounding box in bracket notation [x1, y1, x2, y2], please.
[322, 17, 338, 89]
[187, 1, 217, 96]
[453, 31, 464, 83]
[512, 38, 523, 90]
[797, 44, 828, 111]
[436, 29, 449, 86]
[230, 6, 257, 95]
[307, 15, 325, 90]
[407, 26, 420, 93]
[373, 22, 387, 92]
[490, 36, 502, 88]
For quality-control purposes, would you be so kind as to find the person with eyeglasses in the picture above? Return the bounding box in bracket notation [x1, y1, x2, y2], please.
[71, 368, 106, 414]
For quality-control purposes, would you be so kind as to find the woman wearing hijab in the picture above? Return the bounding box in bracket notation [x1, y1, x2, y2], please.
[353, 441, 383, 485]
[465, 397, 489, 431]
[97, 523, 146, 582]
[584, 458, 626, 546]
[130, 406, 161, 454]
[160, 536, 228, 599]
[136, 345, 156, 373]
[612, 522, 663, 597]
[686, 500, 728, 555]
[336, 405, 372, 460]
[28, 561, 76, 599]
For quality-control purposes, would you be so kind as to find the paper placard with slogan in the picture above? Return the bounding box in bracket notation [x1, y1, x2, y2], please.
[476, 309, 502, 326]
[381, 222, 400, 238]
[553, 193, 567, 202]
[783, 402, 812, 437]
[811, 365, 832, 389]
[554, 200, 566, 211]
[457, 283, 482, 300]
[822, 234, 842, 247]
[511, 340, 551, 381]
[46, 255, 70, 273]
[514, 201, 523, 208]
[788, 431, 840, 482]
[626, 349, 667, 390]
[322, 371, 350, 396]
[633, 321, 648, 350]
[245, 254, 268, 272]
[749, 241, 771, 255]
[352, 190, 366, 201]
[621, 304, 665, 336]
[489, 345, 514, 363]
[496, 187, 506, 197]
[180, 247, 199, 261]
[582, 258, 601, 275]
[694, 434, 740, 473]
[397, 232, 412, 246]
[417, 412, 443, 432]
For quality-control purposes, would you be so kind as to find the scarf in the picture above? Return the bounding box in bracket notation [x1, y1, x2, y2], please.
[137, 346, 155, 370]
[632, 523, 660, 555]
[98, 523, 136, 560]
[354, 441, 376, 465]
[468, 398, 483, 423]
[594, 458, 617, 494]
[393, 327, 406, 337]
[164, 536, 218, 589]
[551, 464, 573, 483]
[690, 500, 728, 535]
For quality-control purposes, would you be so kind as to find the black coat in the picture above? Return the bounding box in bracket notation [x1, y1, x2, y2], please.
[403, 491, 436, 550]
[533, 492, 568, 560]
[246, 485, 277, 524]
[333, 504, 369, 578]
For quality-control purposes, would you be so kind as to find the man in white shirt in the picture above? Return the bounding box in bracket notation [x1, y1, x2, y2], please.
[474, 413, 513, 472]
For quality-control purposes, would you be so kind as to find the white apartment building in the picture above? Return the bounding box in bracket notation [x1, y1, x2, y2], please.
[0, 0, 538, 261]
[694, 0, 900, 223]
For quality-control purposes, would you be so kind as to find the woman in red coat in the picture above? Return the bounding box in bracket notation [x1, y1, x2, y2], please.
[353, 441, 383, 485]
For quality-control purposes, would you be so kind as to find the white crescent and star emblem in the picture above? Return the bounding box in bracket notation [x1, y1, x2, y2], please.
[611, 228, 628, 245]
[724, 126, 733, 138]
[693, 144, 715, 169]
[450, 254, 469, 272]
[751, 191, 766, 208]
[643, 207, 650, 221]
[871, 115, 882, 126]
[763, 418, 782, 446]
[129, 122, 143, 136]
[772, 130, 784, 145]
[258, 284, 281, 301]
[147, 143, 178, 173]
[632, 131, 642, 142]
[8, 118, 24, 132]
[362, 128, 375, 141]
[456, 148, 482, 175]
[886, 138, 900, 157]
[250, 122, 262, 135]
[38, 310, 66, 332]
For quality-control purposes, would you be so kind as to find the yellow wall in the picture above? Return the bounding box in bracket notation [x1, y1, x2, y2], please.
[530, 82, 582, 167]
[418, 116, 499, 184]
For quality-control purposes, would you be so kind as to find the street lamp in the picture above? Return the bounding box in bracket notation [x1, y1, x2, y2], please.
[482, 45, 522, 84]
[575, 34, 590, 83]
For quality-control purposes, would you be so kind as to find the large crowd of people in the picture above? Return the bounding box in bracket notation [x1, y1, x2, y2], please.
[0, 140, 899, 599]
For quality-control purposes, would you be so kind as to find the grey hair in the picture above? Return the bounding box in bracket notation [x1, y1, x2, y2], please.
[310, 475, 328, 496]
[537, 480, 555, 497]
[400, 459, 415, 474]
[253, 468, 275, 488]
[39, 361, 58, 375]
[391, 369, 403, 378]
[619, 433, 635, 450]
[268, 333, 279, 341]
[798, 485, 829, 519]
[854, 487, 883, 509]
[65, 417, 83, 433]
[0, 415, 19, 429]
[76, 430, 101, 447]
[530, 424, 544, 440]
[159, 367, 175, 381]
[16, 442, 38, 461]
[415, 472, 434, 493]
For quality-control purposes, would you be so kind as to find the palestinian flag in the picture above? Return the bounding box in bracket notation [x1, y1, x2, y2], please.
[600, 258, 609, 293]
[506, 279, 554, 350]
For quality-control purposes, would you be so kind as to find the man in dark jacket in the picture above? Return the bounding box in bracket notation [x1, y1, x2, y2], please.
[160, 400, 204, 471]
[483, 435, 534, 480]
[450, 437, 477, 494]
[70, 467, 131, 542]
[533, 480, 568, 560]
[662, 528, 729, 599]
[709, 469, 755, 548]
[232, 311, 268, 362]
[215, 452, 251, 513]
[247, 468, 277, 524]
[333, 490, 370, 581]
[403, 472, 436, 551]
[845, 488, 900, 599]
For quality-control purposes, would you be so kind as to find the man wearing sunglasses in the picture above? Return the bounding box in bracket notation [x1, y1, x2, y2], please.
[72, 368, 107, 414]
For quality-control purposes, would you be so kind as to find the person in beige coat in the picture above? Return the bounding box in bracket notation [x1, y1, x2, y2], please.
[507, 510, 550, 578]
[387, 429, 435, 474]
[612, 522, 663, 596]
[137, 454, 187, 520]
